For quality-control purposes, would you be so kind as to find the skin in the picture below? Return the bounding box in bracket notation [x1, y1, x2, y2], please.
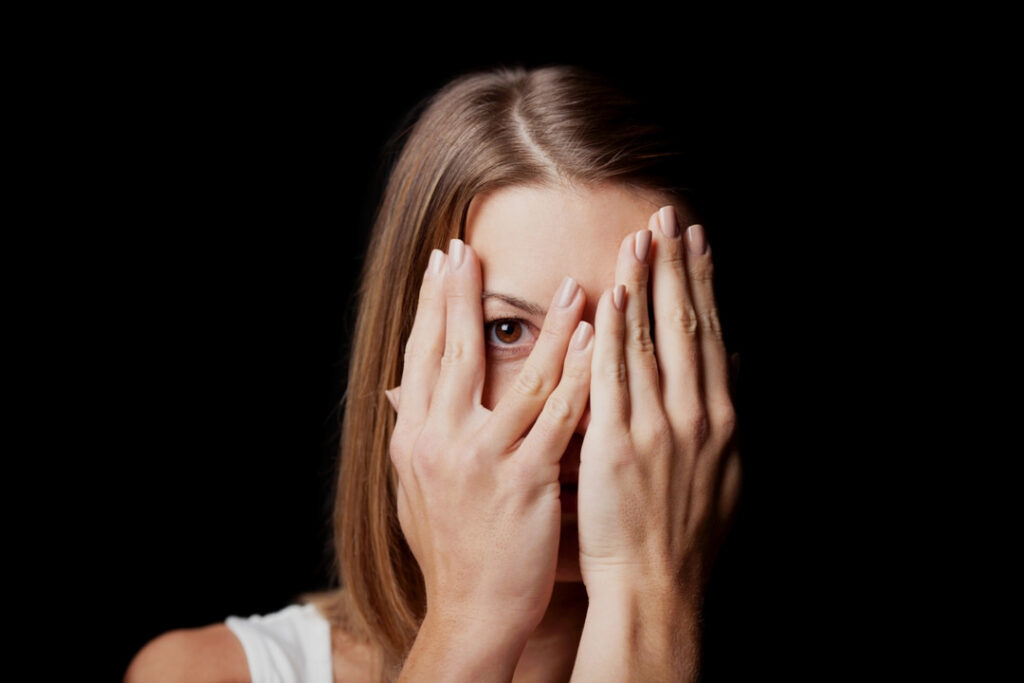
[390, 180, 741, 681]
[467, 181, 668, 583]
[125, 180, 740, 682]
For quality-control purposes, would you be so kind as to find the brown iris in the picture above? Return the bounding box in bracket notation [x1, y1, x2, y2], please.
[493, 320, 523, 344]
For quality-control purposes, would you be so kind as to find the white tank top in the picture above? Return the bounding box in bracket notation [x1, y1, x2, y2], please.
[226, 603, 333, 683]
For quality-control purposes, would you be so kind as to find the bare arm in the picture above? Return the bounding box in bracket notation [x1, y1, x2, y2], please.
[398, 610, 531, 682]
[573, 210, 740, 682]
[571, 579, 701, 682]
[124, 624, 249, 683]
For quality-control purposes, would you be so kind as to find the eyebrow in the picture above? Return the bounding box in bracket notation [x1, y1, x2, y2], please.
[481, 292, 547, 317]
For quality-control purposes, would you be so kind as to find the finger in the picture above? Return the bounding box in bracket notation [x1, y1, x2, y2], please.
[589, 285, 629, 431]
[718, 450, 742, 528]
[487, 276, 585, 448]
[385, 386, 400, 412]
[683, 223, 732, 423]
[396, 249, 446, 432]
[518, 320, 594, 471]
[694, 447, 741, 587]
[650, 205, 703, 424]
[432, 239, 485, 420]
[614, 228, 662, 421]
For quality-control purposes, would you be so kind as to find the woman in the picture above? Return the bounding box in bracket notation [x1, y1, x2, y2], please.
[126, 64, 741, 682]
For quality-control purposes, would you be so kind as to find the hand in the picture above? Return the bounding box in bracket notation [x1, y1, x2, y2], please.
[388, 238, 594, 636]
[577, 207, 741, 602]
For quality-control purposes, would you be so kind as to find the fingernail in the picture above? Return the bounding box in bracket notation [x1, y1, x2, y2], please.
[686, 224, 707, 255]
[556, 276, 579, 308]
[612, 284, 626, 311]
[659, 206, 679, 238]
[448, 239, 465, 269]
[634, 230, 652, 263]
[428, 249, 444, 276]
[572, 321, 593, 350]
[384, 388, 398, 410]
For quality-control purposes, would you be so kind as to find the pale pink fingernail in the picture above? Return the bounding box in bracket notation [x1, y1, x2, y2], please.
[612, 284, 626, 311]
[572, 321, 593, 350]
[686, 224, 707, 255]
[428, 249, 445, 276]
[659, 206, 679, 238]
[634, 230, 652, 263]
[556, 276, 579, 308]
[448, 238, 465, 269]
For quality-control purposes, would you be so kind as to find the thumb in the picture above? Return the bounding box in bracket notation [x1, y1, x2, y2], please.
[384, 386, 401, 412]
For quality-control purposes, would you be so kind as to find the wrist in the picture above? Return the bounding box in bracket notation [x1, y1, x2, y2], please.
[399, 608, 531, 683]
[588, 579, 702, 647]
[584, 562, 704, 616]
[574, 575, 703, 683]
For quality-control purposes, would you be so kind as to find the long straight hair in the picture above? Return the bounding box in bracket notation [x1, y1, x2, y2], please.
[301, 64, 703, 680]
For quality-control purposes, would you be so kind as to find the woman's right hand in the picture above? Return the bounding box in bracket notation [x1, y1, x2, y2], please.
[388, 238, 593, 640]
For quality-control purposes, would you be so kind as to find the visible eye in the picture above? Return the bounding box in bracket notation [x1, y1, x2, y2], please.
[484, 318, 536, 356]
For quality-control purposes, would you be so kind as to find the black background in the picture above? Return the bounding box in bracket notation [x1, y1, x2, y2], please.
[47, 19, 914, 682]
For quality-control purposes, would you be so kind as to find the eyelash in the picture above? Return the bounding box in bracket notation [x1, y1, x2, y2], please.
[483, 317, 537, 356]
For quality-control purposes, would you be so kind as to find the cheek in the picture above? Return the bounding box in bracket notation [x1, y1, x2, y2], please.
[481, 359, 524, 411]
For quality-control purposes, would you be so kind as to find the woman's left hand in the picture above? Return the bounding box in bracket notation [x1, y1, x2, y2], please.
[577, 206, 741, 607]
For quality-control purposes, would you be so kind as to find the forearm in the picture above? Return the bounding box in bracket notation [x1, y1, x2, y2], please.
[398, 610, 530, 683]
[571, 581, 702, 683]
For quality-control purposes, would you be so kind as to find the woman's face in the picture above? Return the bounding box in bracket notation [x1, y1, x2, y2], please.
[464, 181, 685, 582]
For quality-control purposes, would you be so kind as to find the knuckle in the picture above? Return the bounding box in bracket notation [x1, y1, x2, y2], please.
[417, 289, 436, 308]
[700, 307, 725, 342]
[663, 248, 687, 269]
[627, 322, 656, 355]
[445, 285, 471, 301]
[684, 409, 711, 444]
[670, 303, 700, 337]
[512, 362, 547, 398]
[441, 341, 465, 364]
[410, 439, 443, 478]
[638, 413, 673, 451]
[543, 393, 573, 425]
[455, 443, 485, 470]
[559, 358, 588, 384]
[714, 402, 738, 438]
[600, 360, 628, 386]
[604, 436, 639, 469]
[690, 259, 715, 284]
[662, 251, 689, 280]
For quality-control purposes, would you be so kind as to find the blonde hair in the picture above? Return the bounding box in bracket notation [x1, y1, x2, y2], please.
[300, 64, 703, 680]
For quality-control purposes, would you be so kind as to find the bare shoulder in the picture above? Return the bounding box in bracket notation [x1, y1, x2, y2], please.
[124, 623, 249, 683]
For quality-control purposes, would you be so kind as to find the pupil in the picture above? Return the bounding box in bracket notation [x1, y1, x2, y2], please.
[495, 321, 522, 344]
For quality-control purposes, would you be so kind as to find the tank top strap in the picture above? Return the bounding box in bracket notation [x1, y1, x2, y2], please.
[225, 603, 333, 683]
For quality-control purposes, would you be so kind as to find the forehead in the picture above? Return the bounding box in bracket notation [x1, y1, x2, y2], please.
[465, 182, 666, 317]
